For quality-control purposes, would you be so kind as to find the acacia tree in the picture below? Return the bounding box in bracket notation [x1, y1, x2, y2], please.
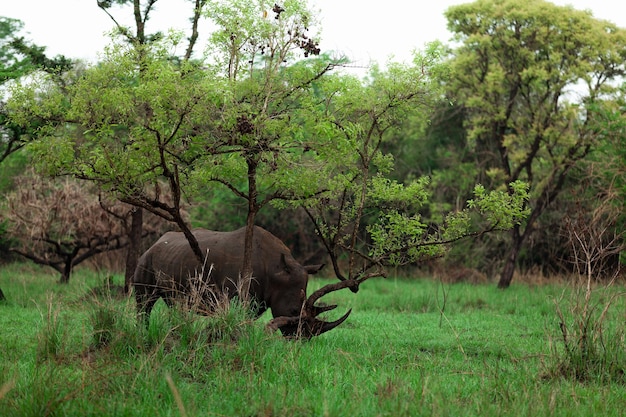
[7, 0, 529, 321]
[7, 46, 208, 283]
[192, 0, 345, 280]
[445, 0, 626, 288]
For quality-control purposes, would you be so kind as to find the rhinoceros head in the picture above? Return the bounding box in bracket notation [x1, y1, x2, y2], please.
[267, 255, 353, 338]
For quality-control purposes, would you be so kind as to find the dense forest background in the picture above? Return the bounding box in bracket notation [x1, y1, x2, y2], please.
[0, 0, 624, 288]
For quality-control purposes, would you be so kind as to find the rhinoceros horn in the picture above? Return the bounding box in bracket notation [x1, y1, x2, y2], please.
[267, 308, 352, 338]
[267, 279, 359, 338]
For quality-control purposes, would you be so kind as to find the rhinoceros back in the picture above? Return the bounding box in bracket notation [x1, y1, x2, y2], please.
[134, 226, 291, 290]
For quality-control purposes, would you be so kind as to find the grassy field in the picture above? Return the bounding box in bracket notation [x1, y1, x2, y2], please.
[0, 263, 625, 416]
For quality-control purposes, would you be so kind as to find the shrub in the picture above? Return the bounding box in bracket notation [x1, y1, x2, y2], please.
[547, 279, 626, 383]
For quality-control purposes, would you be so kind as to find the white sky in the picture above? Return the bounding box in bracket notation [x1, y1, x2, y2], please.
[1, 0, 623, 68]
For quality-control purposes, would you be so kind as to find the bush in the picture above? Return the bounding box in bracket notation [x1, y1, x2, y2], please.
[546, 278, 626, 383]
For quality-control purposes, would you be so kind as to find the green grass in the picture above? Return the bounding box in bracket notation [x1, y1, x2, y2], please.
[0, 263, 625, 416]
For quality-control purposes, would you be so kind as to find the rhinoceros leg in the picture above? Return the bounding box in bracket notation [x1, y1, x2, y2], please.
[134, 283, 160, 326]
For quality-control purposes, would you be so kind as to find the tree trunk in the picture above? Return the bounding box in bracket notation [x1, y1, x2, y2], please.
[498, 183, 559, 288]
[242, 210, 256, 292]
[241, 154, 259, 294]
[59, 258, 72, 284]
[498, 225, 523, 289]
[124, 207, 143, 294]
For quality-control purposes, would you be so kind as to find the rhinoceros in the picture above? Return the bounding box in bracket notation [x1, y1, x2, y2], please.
[133, 226, 351, 337]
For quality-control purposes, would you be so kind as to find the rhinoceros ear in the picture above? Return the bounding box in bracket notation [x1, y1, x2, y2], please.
[280, 253, 298, 273]
[304, 264, 324, 275]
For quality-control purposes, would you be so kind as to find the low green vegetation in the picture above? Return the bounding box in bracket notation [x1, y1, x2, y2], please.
[1, 263, 625, 416]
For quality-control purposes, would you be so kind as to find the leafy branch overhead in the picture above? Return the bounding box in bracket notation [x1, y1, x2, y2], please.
[368, 179, 530, 266]
[0, 17, 73, 166]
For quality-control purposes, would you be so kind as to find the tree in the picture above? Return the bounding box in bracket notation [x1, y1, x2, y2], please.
[4, 1, 208, 288]
[193, 0, 344, 280]
[2, 170, 170, 283]
[445, 0, 626, 288]
[300, 44, 529, 288]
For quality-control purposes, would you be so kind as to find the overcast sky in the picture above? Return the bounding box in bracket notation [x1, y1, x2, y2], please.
[2, 0, 624, 68]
